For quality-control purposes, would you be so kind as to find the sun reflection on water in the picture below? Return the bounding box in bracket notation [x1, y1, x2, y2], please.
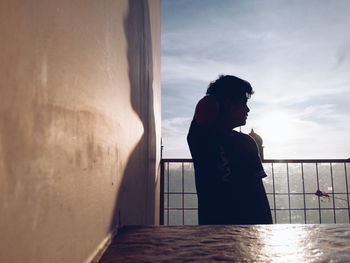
[254, 225, 322, 263]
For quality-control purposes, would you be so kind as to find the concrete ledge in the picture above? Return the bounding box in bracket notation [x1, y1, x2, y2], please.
[84, 228, 118, 263]
[99, 224, 350, 262]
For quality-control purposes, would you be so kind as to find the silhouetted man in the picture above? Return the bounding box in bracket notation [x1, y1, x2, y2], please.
[187, 75, 272, 225]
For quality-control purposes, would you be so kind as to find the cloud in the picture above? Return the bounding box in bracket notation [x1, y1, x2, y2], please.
[162, 117, 192, 135]
[162, 55, 250, 83]
[162, 117, 192, 158]
[335, 44, 350, 68]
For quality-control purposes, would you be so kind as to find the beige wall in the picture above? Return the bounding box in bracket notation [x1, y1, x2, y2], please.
[0, 0, 161, 262]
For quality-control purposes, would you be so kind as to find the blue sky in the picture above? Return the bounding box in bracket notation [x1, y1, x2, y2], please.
[161, 0, 350, 159]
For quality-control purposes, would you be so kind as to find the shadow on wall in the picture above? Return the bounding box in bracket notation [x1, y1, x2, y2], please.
[111, 0, 156, 228]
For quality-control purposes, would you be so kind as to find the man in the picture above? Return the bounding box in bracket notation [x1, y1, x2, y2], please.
[187, 75, 272, 225]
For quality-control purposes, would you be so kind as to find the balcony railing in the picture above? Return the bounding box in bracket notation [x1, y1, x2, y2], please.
[160, 159, 350, 225]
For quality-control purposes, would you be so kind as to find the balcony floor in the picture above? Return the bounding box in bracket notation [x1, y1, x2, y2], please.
[99, 224, 350, 262]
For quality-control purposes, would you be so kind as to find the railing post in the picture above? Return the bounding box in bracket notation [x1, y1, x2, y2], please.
[286, 162, 291, 223]
[344, 162, 350, 223]
[330, 162, 336, 223]
[315, 162, 321, 223]
[271, 162, 277, 223]
[301, 163, 307, 223]
[159, 159, 165, 225]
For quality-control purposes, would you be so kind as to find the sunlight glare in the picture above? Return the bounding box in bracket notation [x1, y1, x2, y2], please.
[256, 225, 321, 262]
[257, 111, 297, 143]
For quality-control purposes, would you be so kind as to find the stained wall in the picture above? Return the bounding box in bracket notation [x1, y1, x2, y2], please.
[0, 0, 160, 262]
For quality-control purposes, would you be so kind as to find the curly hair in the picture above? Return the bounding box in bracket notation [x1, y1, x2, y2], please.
[206, 75, 254, 103]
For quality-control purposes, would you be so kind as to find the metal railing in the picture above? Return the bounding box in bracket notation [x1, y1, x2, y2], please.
[160, 159, 350, 225]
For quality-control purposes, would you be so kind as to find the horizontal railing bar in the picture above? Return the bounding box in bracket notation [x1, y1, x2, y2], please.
[270, 193, 350, 195]
[165, 193, 197, 195]
[161, 158, 192, 162]
[162, 158, 350, 163]
[164, 208, 350, 211]
[165, 192, 350, 195]
[264, 159, 350, 163]
[165, 209, 197, 211]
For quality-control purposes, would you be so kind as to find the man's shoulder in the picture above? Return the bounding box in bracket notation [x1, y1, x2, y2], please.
[231, 131, 258, 150]
[232, 130, 255, 142]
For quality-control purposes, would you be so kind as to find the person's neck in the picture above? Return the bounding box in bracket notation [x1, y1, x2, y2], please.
[216, 119, 234, 136]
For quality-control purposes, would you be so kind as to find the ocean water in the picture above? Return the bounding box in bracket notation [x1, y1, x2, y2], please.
[163, 162, 350, 225]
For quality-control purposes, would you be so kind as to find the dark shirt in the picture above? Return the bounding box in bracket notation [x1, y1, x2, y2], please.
[187, 120, 272, 225]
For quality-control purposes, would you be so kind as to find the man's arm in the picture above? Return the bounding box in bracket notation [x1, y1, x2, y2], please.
[194, 95, 219, 127]
[188, 95, 224, 191]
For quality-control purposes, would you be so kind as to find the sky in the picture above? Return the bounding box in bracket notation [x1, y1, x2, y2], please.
[161, 0, 350, 159]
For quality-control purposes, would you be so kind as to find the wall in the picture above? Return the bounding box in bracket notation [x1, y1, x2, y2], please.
[0, 0, 161, 262]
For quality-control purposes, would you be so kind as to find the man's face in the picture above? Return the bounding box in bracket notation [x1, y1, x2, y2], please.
[224, 99, 250, 129]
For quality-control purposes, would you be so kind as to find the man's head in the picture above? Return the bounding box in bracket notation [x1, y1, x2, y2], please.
[206, 75, 254, 129]
[206, 75, 254, 104]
